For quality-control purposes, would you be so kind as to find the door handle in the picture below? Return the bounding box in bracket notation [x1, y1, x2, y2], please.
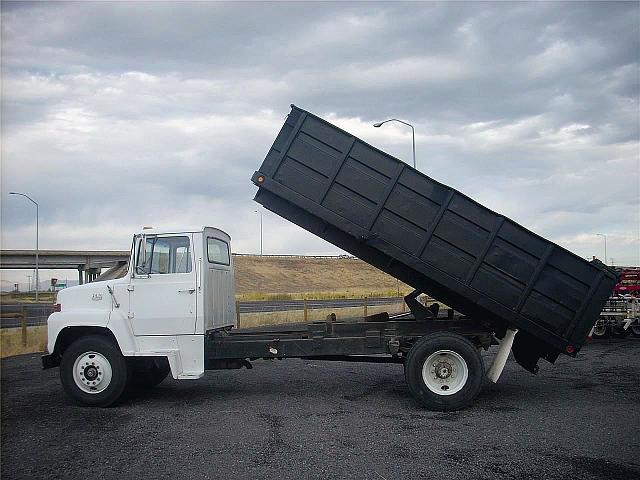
[177, 288, 196, 294]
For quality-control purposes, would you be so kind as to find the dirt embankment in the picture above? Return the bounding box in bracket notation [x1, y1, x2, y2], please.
[234, 255, 410, 297]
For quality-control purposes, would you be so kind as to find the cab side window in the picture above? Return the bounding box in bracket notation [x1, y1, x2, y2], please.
[207, 237, 230, 265]
[137, 236, 192, 274]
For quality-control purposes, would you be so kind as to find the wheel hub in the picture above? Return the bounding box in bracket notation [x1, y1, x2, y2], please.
[84, 365, 99, 380]
[434, 360, 454, 379]
[73, 352, 113, 394]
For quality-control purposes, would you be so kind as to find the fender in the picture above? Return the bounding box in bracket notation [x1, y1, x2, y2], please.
[46, 310, 136, 359]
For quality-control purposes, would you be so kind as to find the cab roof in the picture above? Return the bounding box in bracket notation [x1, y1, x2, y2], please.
[135, 226, 231, 239]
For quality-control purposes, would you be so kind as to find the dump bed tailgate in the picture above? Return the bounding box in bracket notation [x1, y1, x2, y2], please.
[252, 105, 617, 368]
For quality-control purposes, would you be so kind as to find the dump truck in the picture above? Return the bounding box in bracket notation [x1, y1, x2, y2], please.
[42, 105, 617, 411]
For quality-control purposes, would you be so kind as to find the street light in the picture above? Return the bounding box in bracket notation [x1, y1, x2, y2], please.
[9, 192, 39, 301]
[373, 118, 416, 169]
[254, 209, 263, 256]
[596, 233, 607, 265]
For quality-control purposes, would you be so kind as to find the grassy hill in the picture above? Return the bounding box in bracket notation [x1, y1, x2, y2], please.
[233, 255, 411, 299]
[1, 255, 413, 303]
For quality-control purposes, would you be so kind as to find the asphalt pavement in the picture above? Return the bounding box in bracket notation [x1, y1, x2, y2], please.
[1, 339, 639, 480]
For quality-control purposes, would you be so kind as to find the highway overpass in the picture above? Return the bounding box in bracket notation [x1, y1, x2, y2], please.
[0, 250, 129, 283]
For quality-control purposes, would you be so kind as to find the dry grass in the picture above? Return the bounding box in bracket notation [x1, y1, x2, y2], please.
[1, 326, 47, 358]
[234, 255, 411, 297]
[1, 292, 57, 304]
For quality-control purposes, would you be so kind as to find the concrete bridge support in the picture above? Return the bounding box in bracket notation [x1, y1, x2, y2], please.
[77, 267, 102, 284]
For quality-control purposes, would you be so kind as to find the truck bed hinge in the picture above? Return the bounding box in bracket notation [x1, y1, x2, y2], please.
[404, 290, 439, 321]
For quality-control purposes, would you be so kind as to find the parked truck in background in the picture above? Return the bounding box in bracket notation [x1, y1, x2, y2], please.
[591, 268, 640, 339]
[592, 296, 640, 338]
[42, 105, 618, 411]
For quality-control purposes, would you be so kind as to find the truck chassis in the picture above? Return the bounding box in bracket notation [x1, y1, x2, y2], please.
[206, 311, 493, 364]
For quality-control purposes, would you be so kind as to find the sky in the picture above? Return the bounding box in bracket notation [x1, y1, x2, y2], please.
[1, 1, 639, 290]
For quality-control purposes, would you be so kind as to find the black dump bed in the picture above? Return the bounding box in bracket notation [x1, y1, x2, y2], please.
[252, 105, 617, 371]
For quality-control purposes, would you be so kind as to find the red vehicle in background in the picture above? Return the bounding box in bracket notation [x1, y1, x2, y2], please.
[614, 267, 640, 296]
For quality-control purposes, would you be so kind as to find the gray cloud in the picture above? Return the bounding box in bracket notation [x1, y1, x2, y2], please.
[1, 1, 638, 288]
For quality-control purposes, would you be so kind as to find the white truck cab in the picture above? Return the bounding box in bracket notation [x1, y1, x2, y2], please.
[43, 227, 236, 405]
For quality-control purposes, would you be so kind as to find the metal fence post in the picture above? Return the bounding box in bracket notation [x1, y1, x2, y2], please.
[304, 298, 308, 322]
[363, 297, 368, 318]
[235, 300, 240, 328]
[21, 306, 27, 347]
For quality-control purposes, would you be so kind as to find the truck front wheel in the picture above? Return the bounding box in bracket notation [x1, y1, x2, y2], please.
[404, 332, 484, 411]
[60, 335, 129, 407]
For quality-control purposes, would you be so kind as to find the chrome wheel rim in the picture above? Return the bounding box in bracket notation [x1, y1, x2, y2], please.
[593, 324, 607, 336]
[72, 351, 113, 394]
[422, 350, 468, 396]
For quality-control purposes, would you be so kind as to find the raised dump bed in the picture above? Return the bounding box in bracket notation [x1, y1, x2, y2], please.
[252, 105, 618, 372]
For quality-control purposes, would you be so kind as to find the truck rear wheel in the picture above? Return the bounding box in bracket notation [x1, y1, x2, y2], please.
[404, 332, 484, 411]
[612, 324, 631, 338]
[60, 335, 129, 407]
[631, 320, 640, 338]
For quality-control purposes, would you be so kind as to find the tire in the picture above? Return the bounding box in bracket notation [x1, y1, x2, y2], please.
[404, 332, 484, 411]
[60, 335, 129, 407]
[631, 321, 640, 338]
[612, 324, 631, 338]
[592, 322, 610, 339]
[129, 357, 170, 390]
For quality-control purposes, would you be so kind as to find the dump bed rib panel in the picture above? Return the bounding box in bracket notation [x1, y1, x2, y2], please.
[252, 105, 617, 359]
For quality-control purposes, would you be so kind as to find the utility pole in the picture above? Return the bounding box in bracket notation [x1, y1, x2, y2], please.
[596, 233, 607, 265]
[373, 118, 416, 170]
[10, 192, 39, 301]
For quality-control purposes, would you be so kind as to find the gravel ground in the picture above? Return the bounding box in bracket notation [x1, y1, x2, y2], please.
[2, 339, 639, 480]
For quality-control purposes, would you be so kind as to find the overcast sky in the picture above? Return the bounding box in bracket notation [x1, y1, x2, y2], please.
[1, 1, 639, 289]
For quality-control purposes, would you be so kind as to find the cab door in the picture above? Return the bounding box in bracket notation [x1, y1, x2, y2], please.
[128, 234, 196, 336]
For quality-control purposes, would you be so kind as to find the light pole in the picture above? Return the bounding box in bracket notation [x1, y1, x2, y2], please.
[373, 118, 416, 169]
[596, 233, 607, 265]
[27, 274, 32, 293]
[9, 192, 39, 301]
[254, 209, 263, 256]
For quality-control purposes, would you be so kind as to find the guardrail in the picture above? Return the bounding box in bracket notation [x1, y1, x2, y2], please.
[0, 307, 29, 345]
[0, 304, 53, 328]
[0, 297, 409, 329]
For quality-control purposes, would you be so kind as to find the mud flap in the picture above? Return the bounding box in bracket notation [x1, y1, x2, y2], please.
[511, 330, 560, 374]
